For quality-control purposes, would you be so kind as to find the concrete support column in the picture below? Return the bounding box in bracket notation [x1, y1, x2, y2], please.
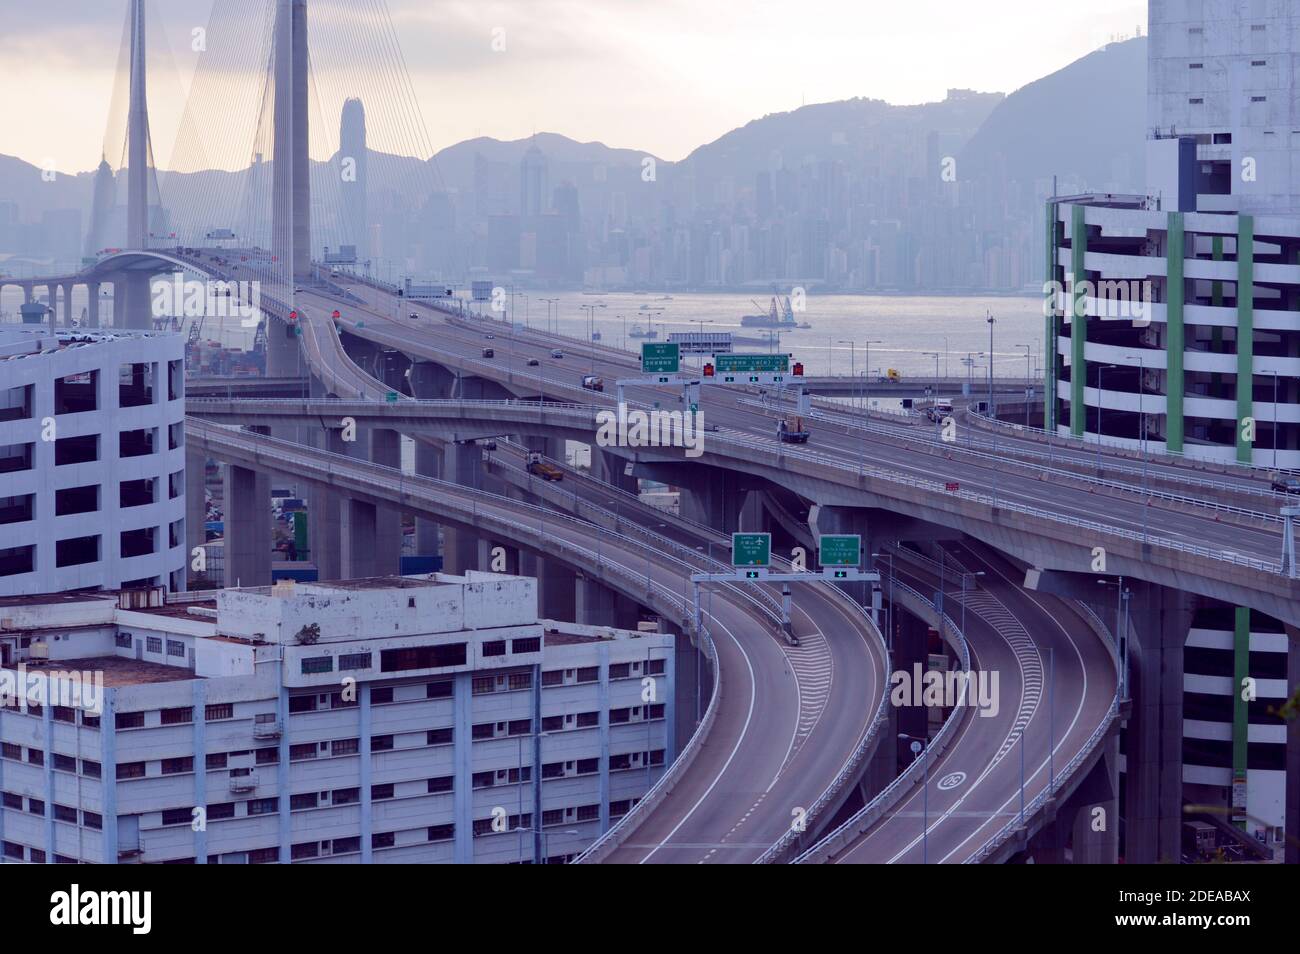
[265, 317, 302, 378]
[413, 440, 443, 560]
[120, 272, 153, 329]
[1286, 623, 1300, 865]
[440, 441, 483, 575]
[61, 283, 75, 327]
[575, 574, 617, 627]
[310, 427, 345, 581]
[342, 497, 380, 578]
[223, 463, 272, 587]
[1124, 582, 1195, 863]
[673, 465, 752, 534]
[369, 428, 402, 576]
[591, 447, 637, 494]
[185, 449, 207, 585]
[1065, 733, 1121, 864]
[87, 282, 100, 328]
[522, 551, 577, 622]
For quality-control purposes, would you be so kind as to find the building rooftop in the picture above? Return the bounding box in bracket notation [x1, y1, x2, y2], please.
[12, 655, 195, 687]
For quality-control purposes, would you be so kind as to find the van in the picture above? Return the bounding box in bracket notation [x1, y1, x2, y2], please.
[582, 375, 604, 392]
[551, 349, 564, 359]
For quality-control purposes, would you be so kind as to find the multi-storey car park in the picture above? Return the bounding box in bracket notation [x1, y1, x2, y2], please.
[0, 575, 674, 864]
[1046, 1, 1300, 468]
[0, 327, 188, 595]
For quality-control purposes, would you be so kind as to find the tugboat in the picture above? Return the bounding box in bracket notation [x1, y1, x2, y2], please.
[628, 324, 659, 340]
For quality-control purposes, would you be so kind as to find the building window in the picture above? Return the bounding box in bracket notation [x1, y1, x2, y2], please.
[29, 798, 45, 816]
[56, 535, 100, 568]
[511, 637, 540, 654]
[161, 757, 194, 775]
[53, 804, 78, 823]
[1189, 98, 1204, 105]
[166, 639, 185, 658]
[371, 735, 394, 752]
[246, 798, 278, 816]
[207, 802, 235, 820]
[331, 837, 360, 855]
[471, 676, 495, 695]
[331, 738, 359, 757]
[52, 753, 77, 771]
[114, 632, 133, 649]
[338, 652, 371, 671]
[146, 637, 162, 655]
[290, 793, 318, 811]
[204, 703, 233, 721]
[331, 787, 360, 806]
[289, 743, 317, 762]
[371, 687, 394, 704]
[482, 640, 506, 657]
[426, 727, 453, 746]
[248, 847, 278, 865]
[647, 659, 665, 675]
[160, 706, 193, 725]
[206, 753, 228, 770]
[288, 694, 317, 714]
[371, 831, 395, 850]
[300, 656, 333, 675]
[379, 643, 467, 672]
[575, 667, 598, 684]
[541, 670, 563, 687]
[1251, 96, 1267, 103]
[0, 544, 35, 578]
[371, 783, 395, 801]
[255, 748, 279, 765]
[161, 808, 193, 826]
[82, 759, 101, 778]
[426, 680, 453, 699]
[427, 776, 453, 794]
[508, 672, 532, 691]
[428, 824, 455, 842]
[291, 842, 319, 860]
[576, 804, 600, 822]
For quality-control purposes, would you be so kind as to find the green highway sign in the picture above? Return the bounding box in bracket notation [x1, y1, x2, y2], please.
[641, 342, 681, 374]
[731, 532, 772, 568]
[385, 391, 399, 403]
[715, 353, 790, 374]
[818, 534, 861, 568]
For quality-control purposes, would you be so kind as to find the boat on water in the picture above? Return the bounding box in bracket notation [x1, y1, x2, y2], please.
[628, 324, 659, 340]
[740, 293, 812, 330]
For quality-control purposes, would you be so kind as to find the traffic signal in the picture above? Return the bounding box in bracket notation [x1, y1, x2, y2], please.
[792, 361, 805, 376]
[289, 311, 298, 321]
[703, 363, 715, 377]
[332, 310, 341, 319]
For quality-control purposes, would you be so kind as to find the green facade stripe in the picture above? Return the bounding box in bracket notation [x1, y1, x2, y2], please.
[1236, 215, 1255, 464]
[1071, 205, 1087, 436]
[1232, 605, 1250, 828]
[1045, 201, 1058, 431]
[1166, 213, 1186, 452]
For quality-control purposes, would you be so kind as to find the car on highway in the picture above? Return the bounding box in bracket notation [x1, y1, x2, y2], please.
[482, 348, 495, 358]
[1271, 475, 1300, 494]
[581, 375, 604, 391]
[550, 349, 564, 359]
[409, 312, 419, 320]
[485, 334, 495, 340]
[526, 358, 540, 366]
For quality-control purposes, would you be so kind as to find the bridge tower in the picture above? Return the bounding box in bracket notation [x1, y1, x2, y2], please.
[268, 0, 311, 375]
[120, 0, 154, 328]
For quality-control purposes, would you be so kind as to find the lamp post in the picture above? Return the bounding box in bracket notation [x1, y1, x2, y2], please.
[872, 550, 896, 651]
[986, 312, 996, 418]
[1126, 353, 1149, 542]
[1096, 364, 1117, 474]
[862, 339, 883, 425]
[900, 733, 929, 863]
[838, 339, 855, 410]
[959, 571, 984, 648]
[1016, 343, 1032, 425]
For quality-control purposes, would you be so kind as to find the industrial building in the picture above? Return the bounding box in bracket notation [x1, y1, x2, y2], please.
[0, 574, 674, 864]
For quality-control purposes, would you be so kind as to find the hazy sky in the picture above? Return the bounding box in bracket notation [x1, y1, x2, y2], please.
[2, 0, 1146, 174]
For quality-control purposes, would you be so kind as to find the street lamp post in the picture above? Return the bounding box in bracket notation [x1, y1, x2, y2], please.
[986, 313, 996, 418]
[900, 734, 929, 863]
[1016, 343, 1032, 425]
[1096, 364, 1117, 475]
[1126, 353, 1149, 542]
[838, 339, 855, 410]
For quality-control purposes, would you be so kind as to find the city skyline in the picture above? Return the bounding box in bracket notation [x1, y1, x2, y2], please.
[3, 0, 1147, 174]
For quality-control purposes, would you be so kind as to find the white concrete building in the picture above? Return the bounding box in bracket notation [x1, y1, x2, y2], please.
[0, 327, 188, 594]
[0, 574, 675, 864]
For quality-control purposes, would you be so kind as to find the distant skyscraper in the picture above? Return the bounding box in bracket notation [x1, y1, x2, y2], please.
[520, 144, 548, 218]
[340, 97, 368, 256]
[85, 156, 117, 257]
